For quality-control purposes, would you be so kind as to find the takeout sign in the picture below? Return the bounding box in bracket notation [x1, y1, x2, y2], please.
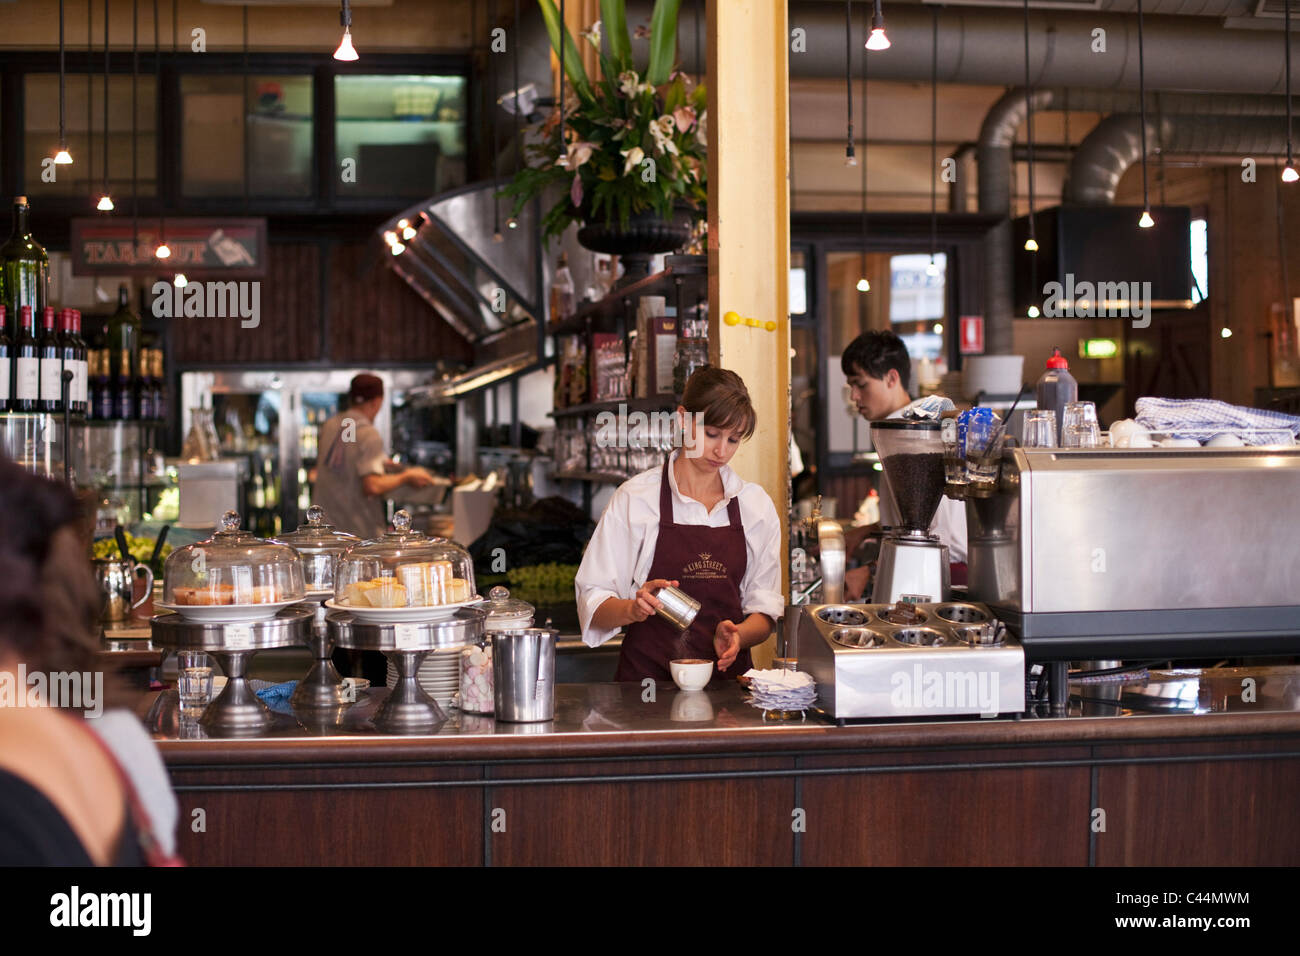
[70, 218, 266, 277]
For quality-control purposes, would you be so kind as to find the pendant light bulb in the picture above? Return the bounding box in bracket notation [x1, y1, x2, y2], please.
[866, 0, 890, 50]
[1284, 164, 1299, 183]
[507, 217, 518, 229]
[173, 273, 187, 287]
[334, 28, 358, 61]
[54, 148, 73, 165]
[383, 230, 398, 246]
[401, 225, 417, 240]
[1027, 305, 1041, 318]
[97, 194, 114, 211]
[1138, 209, 1155, 228]
[333, 2, 358, 61]
[857, 278, 871, 293]
[390, 241, 405, 255]
[155, 242, 171, 259]
[1221, 326, 1233, 338]
[933, 323, 943, 334]
[926, 257, 940, 277]
[1024, 237, 1039, 252]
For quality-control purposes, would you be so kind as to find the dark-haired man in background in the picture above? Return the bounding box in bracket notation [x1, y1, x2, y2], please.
[838, 330, 967, 600]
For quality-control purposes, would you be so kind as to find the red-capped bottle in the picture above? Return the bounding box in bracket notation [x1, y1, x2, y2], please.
[0, 306, 10, 412]
[1035, 347, 1078, 446]
[13, 304, 39, 412]
[38, 306, 62, 413]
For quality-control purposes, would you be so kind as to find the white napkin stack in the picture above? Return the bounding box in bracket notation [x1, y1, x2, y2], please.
[742, 668, 817, 711]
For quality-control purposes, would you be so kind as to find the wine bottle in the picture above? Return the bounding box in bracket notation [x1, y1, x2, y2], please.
[151, 348, 166, 422]
[13, 305, 39, 412]
[90, 350, 114, 420]
[70, 310, 89, 416]
[137, 348, 154, 421]
[105, 284, 140, 421]
[57, 310, 79, 416]
[0, 306, 10, 413]
[38, 306, 62, 413]
[0, 197, 50, 330]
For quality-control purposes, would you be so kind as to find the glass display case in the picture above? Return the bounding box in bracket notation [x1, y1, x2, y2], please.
[160, 510, 306, 621]
[333, 510, 477, 612]
[274, 504, 362, 597]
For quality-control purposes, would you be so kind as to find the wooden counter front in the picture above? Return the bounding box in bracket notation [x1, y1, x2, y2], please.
[153, 669, 1300, 866]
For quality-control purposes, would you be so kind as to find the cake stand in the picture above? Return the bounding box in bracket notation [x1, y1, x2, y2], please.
[151, 604, 314, 735]
[327, 605, 485, 733]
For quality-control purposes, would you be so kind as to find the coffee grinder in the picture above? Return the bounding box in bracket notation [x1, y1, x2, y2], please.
[869, 420, 950, 604]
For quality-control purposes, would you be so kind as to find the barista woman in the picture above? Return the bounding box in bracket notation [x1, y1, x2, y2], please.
[576, 367, 784, 685]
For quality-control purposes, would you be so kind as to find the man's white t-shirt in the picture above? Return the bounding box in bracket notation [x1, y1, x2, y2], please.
[872, 403, 968, 564]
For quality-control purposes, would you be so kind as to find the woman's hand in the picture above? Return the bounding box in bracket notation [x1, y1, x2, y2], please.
[714, 620, 741, 671]
[629, 579, 678, 624]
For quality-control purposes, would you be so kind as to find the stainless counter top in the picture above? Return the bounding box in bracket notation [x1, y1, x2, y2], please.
[147, 665, 1300, 743]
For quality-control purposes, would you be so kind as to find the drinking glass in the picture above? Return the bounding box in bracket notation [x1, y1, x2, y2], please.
[1063, 422, 1101, 448]
[177, 650, 214, 717]
[1022, 410, 1058, 448]
[1062, 401, 1098, 432]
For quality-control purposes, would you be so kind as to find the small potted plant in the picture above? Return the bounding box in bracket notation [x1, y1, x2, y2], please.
[503, 0, 707, 280]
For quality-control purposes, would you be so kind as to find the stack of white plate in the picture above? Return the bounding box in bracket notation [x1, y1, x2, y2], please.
[385, 647, 462, 706]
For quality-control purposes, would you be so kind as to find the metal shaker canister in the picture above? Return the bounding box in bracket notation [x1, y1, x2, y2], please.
[491, 627, 557, 722]
[653, 584, 700, 630]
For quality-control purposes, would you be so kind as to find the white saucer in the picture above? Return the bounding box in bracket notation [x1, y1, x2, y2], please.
[155, 600, 302, 623]
[324, 596, 483, 625]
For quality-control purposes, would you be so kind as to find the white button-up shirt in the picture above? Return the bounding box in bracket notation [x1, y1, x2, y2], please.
[576, 452, 785, 648]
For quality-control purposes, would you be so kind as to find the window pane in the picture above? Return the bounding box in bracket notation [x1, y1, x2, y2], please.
[335, 75, 467, 198]
[180, 75, 313, 198]
[24, 74, 157, 197]
[889, 253, 947, 363]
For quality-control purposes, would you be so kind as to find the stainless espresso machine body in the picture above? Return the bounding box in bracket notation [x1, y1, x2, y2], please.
[964, 447, 1300, 661]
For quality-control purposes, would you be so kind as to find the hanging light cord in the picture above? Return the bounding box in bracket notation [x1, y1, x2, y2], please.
[930, 7, 938, 261]
[59, 0, 66, 152]
[103, 0, 110, 201]
[87, 0, 93, 199]
[1138, 0, 1150, 211]
[1023, 0, 1035, 237]
[155, 0, 164, 247]
[861, 9, 868, 247]
[845, 0, 854, 163]
[132, 0, 138, 251]
[1288, 0, 1294, 168]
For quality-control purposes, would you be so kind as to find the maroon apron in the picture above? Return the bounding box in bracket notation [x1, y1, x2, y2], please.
[615, 458, 752, 686]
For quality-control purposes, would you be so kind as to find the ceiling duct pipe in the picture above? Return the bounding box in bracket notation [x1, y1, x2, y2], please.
[1064, 112, 1290, 204]
[784, 3, 1293, 94]
[976, 86, 1289, 351]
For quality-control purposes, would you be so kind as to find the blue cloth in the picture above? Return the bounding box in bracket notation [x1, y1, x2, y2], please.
[254, 680, 299, 715]
[900, 395, 956, 421]
[1134, 397, 1300, 446]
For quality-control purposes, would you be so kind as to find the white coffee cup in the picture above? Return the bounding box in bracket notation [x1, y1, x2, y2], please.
[669, 659, 713, 691]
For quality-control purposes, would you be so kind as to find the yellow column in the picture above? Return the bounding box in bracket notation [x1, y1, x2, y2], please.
[707, 0, 791, 660]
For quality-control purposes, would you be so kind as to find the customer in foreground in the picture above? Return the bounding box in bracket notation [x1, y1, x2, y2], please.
[0, 462, 179, 866]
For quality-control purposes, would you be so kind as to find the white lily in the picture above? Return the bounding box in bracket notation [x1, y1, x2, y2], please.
[621, 145, 644, 175]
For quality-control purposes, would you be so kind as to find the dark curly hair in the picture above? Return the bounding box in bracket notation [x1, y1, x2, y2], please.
[0, 462, 104, 691]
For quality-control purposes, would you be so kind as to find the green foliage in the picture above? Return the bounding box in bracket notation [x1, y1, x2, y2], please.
[91, 533, 173, 569]
[501, 0, 707, 244]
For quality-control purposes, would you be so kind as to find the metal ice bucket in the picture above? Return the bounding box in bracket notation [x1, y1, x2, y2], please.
[492, 628, 557, 722]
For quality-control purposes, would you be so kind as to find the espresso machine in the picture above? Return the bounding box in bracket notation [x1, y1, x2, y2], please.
[960, 445, 1300, 662]
[870, 420, 951, 605]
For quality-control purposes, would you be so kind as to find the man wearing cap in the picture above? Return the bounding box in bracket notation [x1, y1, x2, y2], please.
[314, 373, 437, 540]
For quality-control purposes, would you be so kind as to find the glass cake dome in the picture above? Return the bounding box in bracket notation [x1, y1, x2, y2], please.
[334, 510, 477, 610]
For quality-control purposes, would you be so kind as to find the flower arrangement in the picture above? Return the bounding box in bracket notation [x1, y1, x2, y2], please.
[503, 0, 707, 243]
